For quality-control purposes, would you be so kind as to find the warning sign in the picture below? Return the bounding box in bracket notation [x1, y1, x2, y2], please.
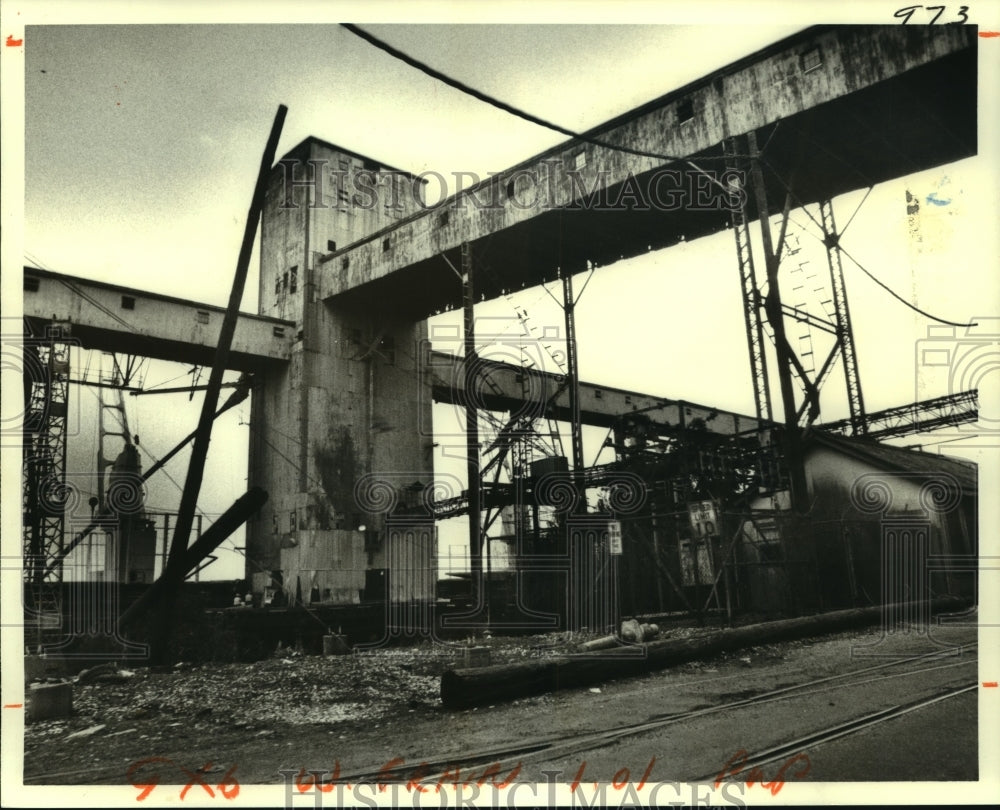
[687, 500, 719, 539]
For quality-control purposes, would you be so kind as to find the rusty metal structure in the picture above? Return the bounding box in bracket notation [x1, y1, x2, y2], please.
[21, 26, 980, 642]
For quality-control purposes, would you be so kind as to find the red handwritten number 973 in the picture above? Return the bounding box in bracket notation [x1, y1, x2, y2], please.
[894, 5, 970, 24]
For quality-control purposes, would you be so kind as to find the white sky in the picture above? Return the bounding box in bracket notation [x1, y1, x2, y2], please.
[3, 1, 1000, 807]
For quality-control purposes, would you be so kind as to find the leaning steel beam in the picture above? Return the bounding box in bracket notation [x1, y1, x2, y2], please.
[23, 267, 294, 370]
[156, 105, 287, 663]
[117, 487, 268, 632]
[321, 26, 976, 318]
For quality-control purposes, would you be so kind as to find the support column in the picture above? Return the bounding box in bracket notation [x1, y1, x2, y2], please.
[724, 135, 772, 428]
[819, 200, 867, 436]
[462, 241, 483, 607]
[748, 131, 809, 513]
[561, 270, 584, 504]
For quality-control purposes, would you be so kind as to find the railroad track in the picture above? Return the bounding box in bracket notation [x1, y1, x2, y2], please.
[689, 682, 977, 783]
[323, 642, 979, 785]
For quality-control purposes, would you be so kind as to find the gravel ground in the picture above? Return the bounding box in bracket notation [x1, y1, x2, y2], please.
[18, 622, 903, 786]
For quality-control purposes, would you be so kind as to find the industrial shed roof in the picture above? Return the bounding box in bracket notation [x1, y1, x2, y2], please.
[805, 430, 978, 492]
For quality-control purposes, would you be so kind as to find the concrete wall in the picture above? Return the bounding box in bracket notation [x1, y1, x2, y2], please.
[249, 139, 436, 602]
[279, 529, 367, 605]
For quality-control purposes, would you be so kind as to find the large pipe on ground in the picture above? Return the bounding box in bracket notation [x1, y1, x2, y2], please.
[117, 486, 267, 632]
[440, 597, 971, 709]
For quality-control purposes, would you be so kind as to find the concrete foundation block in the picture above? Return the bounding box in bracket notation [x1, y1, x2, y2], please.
[322, 634, 350, 656]
[463, 646, 491, 668]
[24, 655, 46, 683]
[24, 654, 65, 683]
[27, 681, 73, 722]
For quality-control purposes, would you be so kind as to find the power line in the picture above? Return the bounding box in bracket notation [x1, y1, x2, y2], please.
[758, 157, 977, 329]
[340, 23, 746, 183]
[837, 243, 977, 329]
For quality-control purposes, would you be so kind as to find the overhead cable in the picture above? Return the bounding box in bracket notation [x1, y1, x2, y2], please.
[340, 23, 747, 183]
[758, 157, 977, 329]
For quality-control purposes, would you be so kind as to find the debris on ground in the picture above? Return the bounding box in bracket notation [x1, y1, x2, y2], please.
[65, 724, 106, 740]
[24, 623, 881, 781]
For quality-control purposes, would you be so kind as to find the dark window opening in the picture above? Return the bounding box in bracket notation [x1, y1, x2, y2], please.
[275, 275, 281, 295]
[438, 210, 450, 228]
[677, 98, 694, 124]
[382, 238, 391, 252]
[362, 158, 379, 172]
[801, 48, 822, 73]
[24, 277, 40, 292]
[289, 265, 298, 294]
[594, 389, 603, 399]
[272, 326, 285, 338]
[380, 335, 396, 365]
[506, 179, 515, 198]
[196, 310, 210, 325]
[282, 271, 288, 292]
[327, 239, 337, 252]
[121, 295, 135, 310]
[342, 257, 350, 271]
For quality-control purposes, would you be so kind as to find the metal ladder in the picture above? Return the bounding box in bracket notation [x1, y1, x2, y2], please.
[723, 136, 772, 425]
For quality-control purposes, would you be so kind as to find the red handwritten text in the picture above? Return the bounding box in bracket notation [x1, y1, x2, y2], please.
[127, 758, 239, 801]
[285, 758, 523, 793]
[571, 758, 657, 791]
[714, 749, 811, 796]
